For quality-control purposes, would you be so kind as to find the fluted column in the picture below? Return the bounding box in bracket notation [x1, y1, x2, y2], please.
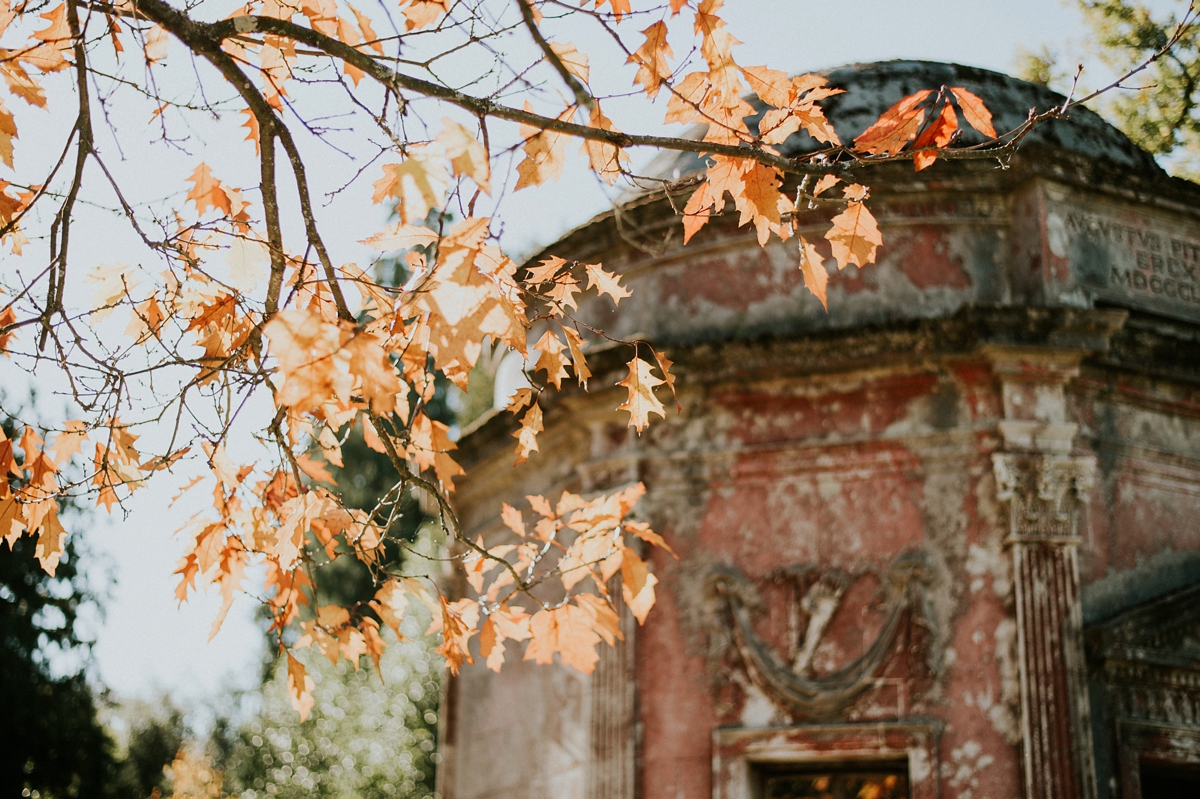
[987, 347, 1097, 799]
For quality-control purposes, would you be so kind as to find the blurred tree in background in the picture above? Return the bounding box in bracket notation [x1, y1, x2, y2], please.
[0, 533, 115, 798]
[1018, 1, 1200, 176]
[212, 614, 439, 799]
[108, 699, 190, 797]
[0, 409, 116, 798]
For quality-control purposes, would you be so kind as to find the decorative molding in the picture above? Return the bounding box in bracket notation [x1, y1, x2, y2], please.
[712, 721, 941, 799]
[710, 552, 933, 720]
[1115, 721, 1200, 799]
[992, 452, 1096, 544]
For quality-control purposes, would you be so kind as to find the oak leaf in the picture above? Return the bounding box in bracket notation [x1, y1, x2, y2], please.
[0, 61, 47, 108]
[0, 98, 16, 170]
[617, 357, 665, 432]
[912, 103, 958, 171]
[533, 330, 571, 390]
[853, 90, 932, 156]
[742, 64, 792, 108]
[25, 5, 73, 73]
[515, 103, 569, 189]
[798, 235, 829, 311]
[628, 21, 672, 99]
[361, 222, 439, 252]
[825, 200, 882, 270]
[436, 596, 478, 673]
[50, 421, 87, 465]
[582, 262, 630, 305]
[562, 325, 591, 386]
[144, 25, 169, 64]
[580, 104, 627, 185]
[548, 41, 589, 84]
[186, 164, 234, 217]
[621, 550, 658, 624]
[595, 0, 631, 20]
[371, 148, 448, 224]
[286, 653, 315, 720]
[0, 496, 23, 546]
[401, 0, 450, 31]
[348, 4, 382, 52]
[813, 174, 839, 196]
[500, 502, 526, 538]
[438, 118, 491, 193]
[732, 160, 793, 246]
[33, 503, 66, 576]
[652, 350, 679, 411]
[950, 86, 997, 138]
[512, 401, 543, 465]
[524, 603, 602, 673]
[524, 255, 566, 285]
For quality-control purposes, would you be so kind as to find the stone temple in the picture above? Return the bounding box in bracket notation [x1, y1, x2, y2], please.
[438, 61, 1200, 799]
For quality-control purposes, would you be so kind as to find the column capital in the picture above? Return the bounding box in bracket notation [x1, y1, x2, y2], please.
[992, 452, 1096, 545]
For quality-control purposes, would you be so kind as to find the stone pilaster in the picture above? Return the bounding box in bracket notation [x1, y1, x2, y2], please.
[987, 347, 1098, 799]
[587, 578, 637, 799]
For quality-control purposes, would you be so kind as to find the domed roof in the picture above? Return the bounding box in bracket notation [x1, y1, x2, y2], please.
[646, 60, 1164, 181]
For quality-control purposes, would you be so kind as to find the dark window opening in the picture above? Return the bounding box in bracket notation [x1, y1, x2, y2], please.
[1140, 759, 1200, 795]
[752, 760, 910, 799]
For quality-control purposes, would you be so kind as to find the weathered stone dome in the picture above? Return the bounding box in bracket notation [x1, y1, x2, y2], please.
[532, 59, 1200, 350]
[645, 59, 1165, 183]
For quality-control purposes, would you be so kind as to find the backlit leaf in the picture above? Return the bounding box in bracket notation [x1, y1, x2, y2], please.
[951, 86, 997, 138]
[617, 357, 665, 432]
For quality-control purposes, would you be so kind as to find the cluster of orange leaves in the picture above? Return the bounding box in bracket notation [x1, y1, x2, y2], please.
[0, 0, 1001, 719]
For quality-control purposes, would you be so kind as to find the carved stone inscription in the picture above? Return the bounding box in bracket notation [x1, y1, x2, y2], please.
[1058, 208, 1200, 322]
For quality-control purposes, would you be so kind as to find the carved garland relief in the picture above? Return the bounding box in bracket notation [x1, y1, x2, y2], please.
[710, 551, 936, 720]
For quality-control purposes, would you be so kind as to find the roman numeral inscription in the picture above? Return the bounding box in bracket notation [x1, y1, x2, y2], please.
[1063, 210, 1200, 322]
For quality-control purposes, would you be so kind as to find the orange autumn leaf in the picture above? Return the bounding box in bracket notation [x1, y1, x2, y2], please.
[798, 235, 829, 311]
[617, 357, 666, 432]
[438, 118, 491, 193]
[628, 21, 673, 99]
[533, 329, 571, 390]
[349, 4, 383, 53]
[524, 602, 603, 674]
[853, 90, 933, 156]
[580, 104, 627, 185]
[912, 102, 958, 171]
[240, 108, 260, 155]
[515, 103, 569, 189]
[562, 325, 591, 386]
[435, 596, 478, 673]
[813, 174, 839, 196]
[732, 160, 793, 246]
[582, 262, 630, 305]
[595, 0, 632, 22]
[652, 350, 679, 412]
[402, 0, 451, 31]
[825, 199, 882, 270]
[0, 99, 17, 170]
[951, 86, 998, 139]
[186, 163, 234, 217]
[548, 40, 589, 84]
[25, 4, 73, 73]
[512, 401, 543, 465]
[620, 549, 657, 624]
[286, 653, 315, 720]
[1, 60, 47, 108]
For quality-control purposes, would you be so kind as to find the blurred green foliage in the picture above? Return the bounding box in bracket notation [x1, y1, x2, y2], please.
[213, 614, 439, 799]
[1018, 1, 1200, 177]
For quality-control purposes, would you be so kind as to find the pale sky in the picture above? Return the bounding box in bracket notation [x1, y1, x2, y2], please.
[65, 0, 1177, 705]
